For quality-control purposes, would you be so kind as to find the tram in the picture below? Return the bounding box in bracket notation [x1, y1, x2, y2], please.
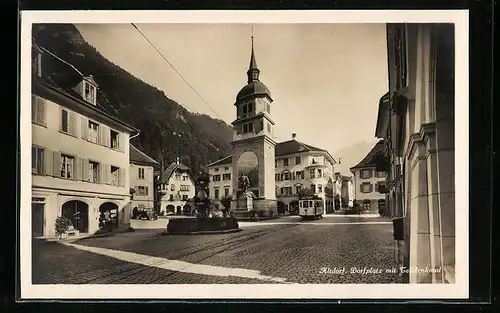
[298, 195, 324, 220]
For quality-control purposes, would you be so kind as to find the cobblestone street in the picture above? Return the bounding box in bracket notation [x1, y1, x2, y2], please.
[32, 216, 404, 284]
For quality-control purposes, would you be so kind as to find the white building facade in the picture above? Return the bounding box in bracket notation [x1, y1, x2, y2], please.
[157, 158, 196, 215]
[129, 144, 158, 211]
[31, 43, 137, 238]
[350, 141, 388, 216]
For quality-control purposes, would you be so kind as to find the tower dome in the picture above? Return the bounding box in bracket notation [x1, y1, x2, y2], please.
[235, 35, 272, 103]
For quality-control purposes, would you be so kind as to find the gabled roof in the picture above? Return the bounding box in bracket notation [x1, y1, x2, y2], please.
[205, 139, 336, 168]
[158, 162, 193, 184]
[350, 140, 385, 170]
[34, 77, 139, 134]
[130, 144, 158, 166]
[206, 155, 233, 167]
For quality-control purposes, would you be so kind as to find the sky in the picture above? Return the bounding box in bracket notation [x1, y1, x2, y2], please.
[75, 23, 387, 173]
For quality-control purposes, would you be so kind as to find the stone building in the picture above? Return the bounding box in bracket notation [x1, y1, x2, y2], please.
[157, 158, 196, 215]
[31, 41, 137, 238]
[349, 141, 388, 216]
[374, 23, 455, 283]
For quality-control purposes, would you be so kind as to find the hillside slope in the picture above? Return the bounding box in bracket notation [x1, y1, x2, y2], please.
[32, 23, 233, 173]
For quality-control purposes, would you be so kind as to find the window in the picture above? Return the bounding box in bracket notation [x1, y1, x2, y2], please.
[169, 195, 174, 201]
[31, 96, 46, 126]
[224, 188, 230, 197]
[137, 186, 149, 196]
[275, 173, 281, 181]
[376, 171, 386, 178]
[170, 184, 175, 191]
[275, 159, 278, 167]
[310, 184, 316, 194]
[214, 188, 220, 199]
[182, 195, 188, 201]
[283, 187, 292, 195]
[295, 156, 301, 165]
[242, 122, 254, 134]
[241, 102, 254, 117]
[214, 168, 219, 172]
[224, 167, 229, 171]
[213, 174, 221, 182]
[283, 158, 289, 166]
[138, 167, 145, 179]
[318, 184, 323, 193]
[110, 130, 120, 150]
[180, 185, 190, 192]
[295, 171, 303, 180]
[32, 146, 44, 174]
[318, 169, 322, 177]
[361, 183, 373, 193]
[360, 169, 372, 179]
[110, 166, 119, 186]
[182, 175, 187, 181]
[84, 81, 96, 104]
[223, 173, 231, 181]
[295, 185, 302, 194]
[88, 121, 99, 143]
[310, 169, 315, 179]
[88, 161, 99, 183]
[175, 174, 181, 180]
[60, 154, 74, 179]
[283, 172, 290, 181]
[60, 108, 77, 136]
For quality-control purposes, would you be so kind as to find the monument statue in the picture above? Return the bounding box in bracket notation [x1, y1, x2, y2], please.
[238, 173, 251, 192]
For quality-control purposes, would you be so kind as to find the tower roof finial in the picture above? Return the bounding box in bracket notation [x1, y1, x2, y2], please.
[247, 25, 260, 83]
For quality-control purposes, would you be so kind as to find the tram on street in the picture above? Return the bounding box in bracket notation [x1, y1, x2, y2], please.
[298, 195, 324, 220]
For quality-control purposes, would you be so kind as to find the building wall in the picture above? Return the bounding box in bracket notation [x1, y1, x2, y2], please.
[130, 163, 155, 210]
[387, 23, 455, 283]
[158, 169, 196, 214]
[351, 167, 387, 214]
[208, 165, 233, 209]
[32, 95, 131, 238]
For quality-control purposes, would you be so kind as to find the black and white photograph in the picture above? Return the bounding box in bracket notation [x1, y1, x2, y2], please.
[20, 10, 468, 299]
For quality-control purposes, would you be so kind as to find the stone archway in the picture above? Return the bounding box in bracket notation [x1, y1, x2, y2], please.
[166, 204, 175, 215]
[99, 202, 119, 229]
[61, 200, 89, 233]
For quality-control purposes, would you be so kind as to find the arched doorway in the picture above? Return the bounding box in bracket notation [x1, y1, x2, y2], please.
[61, 200, 89, 233]
[166, 204, 175, 215]
[176, 205, 182, 215]
[99, 202, 119, 229]
[183, 204, 192, 215]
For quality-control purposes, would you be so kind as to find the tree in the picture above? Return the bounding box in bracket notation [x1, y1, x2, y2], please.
[298, 187, 314, 198]
[220, 194, 233, 217]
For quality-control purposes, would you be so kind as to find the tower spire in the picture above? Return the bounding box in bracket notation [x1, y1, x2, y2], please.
[247, 26, 260, 83]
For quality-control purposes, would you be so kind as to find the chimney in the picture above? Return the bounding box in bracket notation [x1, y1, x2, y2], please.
[292, 133, 296, 139]
[176, 157, 180, 165]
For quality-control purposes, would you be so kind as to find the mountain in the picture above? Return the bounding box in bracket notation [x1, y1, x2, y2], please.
[32, 23, 233, 174]
[332, 139, 380, 176]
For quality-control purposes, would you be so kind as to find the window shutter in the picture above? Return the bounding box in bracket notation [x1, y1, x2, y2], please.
[36, 98, 46, 125]
[98, 126, 103, 145]
[75, 157, 82, 180]
[31, 96, 36, 121]
[369, 183, 373, 193]
[99, 163, 106, 183]
[118, 133, 123, 152]
[81, 117, 88, 141]
[43, 149, 53, 176]
[105, 127, 111, 147]
[65, 111, 76, 136]
[106, 164, 112, 185]
[52, 151, 61, 178]
[119, 168, 125, 187]
[82, 159, 89, 181]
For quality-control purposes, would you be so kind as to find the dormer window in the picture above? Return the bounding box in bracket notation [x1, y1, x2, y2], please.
[32, 48, 42, 77]
[84, 81, 97, 104]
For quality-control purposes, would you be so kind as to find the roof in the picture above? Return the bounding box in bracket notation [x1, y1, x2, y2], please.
[205, 139, 336, 167]
[158, 162, 192, 184]
[206, 155, 233, 167]
[350, 140, 386, 170]
[236, 81, 272, 102]
[130, 144, 158, 166]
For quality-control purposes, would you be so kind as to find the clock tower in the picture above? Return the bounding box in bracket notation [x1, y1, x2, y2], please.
[231, 34, 277, 215]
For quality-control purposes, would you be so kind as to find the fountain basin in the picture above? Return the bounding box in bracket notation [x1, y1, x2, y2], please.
[165, 217, 241, 235]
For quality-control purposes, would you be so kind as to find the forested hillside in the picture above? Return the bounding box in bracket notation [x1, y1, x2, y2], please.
[32, 23, 233, 173]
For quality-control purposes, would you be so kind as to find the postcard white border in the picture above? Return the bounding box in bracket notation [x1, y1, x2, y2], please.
[20, 10, 469, 300]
